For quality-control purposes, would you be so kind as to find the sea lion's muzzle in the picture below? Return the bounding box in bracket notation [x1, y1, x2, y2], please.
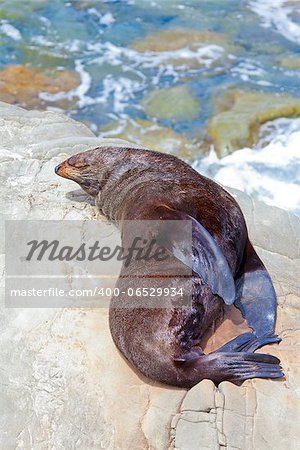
[55, 162, 65, 176]
[55, 159, 100, 197]
[55, 159, 89, 181]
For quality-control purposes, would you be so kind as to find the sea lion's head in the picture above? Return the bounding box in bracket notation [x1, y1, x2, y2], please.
[55, 147, 113, 197]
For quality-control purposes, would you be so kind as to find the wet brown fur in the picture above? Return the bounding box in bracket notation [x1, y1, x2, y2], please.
[55, 146, 281, 388]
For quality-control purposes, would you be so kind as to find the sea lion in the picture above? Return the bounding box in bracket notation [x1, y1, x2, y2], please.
[55, 146, 283, 388]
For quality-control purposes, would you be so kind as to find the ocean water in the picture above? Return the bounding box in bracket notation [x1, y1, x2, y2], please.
[0, 0, 299, 215]
[195, 117, 300, 215]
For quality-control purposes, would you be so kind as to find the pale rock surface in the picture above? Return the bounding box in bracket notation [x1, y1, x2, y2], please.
[173, 192, 300, 450]
[0, 102, 299, 450]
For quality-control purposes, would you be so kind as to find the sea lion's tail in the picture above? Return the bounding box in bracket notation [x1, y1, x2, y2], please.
[175, 351, 283, 388]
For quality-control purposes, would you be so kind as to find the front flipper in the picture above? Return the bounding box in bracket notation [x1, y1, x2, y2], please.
[154, 204, 236, 305]
[234, 240, 278, 337]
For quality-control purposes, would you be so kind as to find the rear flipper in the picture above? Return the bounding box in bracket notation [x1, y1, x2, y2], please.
[207, 352, 283, 384]
[176, 351, 284, 387]
[216, 331, 281, 353]
[234, 239, 278, 338]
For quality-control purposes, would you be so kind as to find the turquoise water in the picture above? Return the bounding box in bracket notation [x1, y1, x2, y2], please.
[1, 0, 300, 131]
[0, 0, 300, 213]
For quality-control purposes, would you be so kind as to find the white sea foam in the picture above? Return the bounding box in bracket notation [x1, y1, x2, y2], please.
[248, 0, 300, 45]
[86, 41, 225, 103]
[231, 59, 272, 85]
[87, 41, 225, 70]
[194, 118, 300, 215]
[100, 12, 115, 26]
[39, 59, 92, 106]
[0, 21, 22, 41]
[102, 76, 144, 113]
[73, 60, 92, 106]
[39, 57, 144, 114]
[38, 38, 224, 113]
[88, 8, 115, 26]
[31, 35, 53, 47]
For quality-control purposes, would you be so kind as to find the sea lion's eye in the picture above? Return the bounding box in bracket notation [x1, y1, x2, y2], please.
[67, 156, 89, 169]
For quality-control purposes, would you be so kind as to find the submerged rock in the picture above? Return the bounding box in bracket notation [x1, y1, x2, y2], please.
[131, 28, 232, 70]
[0, 65, 79, 110]
[101, 118, 202, 159]
[278, 56, 300, 70]
[0, 102, 299, 449]
[0, 0, 46, 21]
[131, 28, 228, 53]
[208, 90, 300, 156]
[142, 85, 200, 122]
[21, 47, 72, 71]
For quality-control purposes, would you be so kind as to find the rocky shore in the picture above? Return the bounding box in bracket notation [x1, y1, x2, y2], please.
[0, 102, 299, 449]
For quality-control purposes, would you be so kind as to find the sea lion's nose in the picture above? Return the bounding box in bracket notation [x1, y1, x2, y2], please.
[55, 163, 62, 175]
[55, 162, 69, 177]
[55, 160, 79, 180]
